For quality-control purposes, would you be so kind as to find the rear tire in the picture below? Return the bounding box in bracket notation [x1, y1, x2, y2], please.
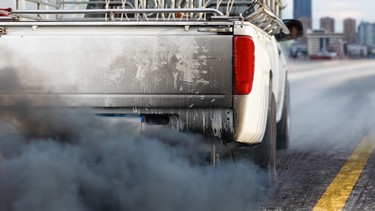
[277, 80, 291, 150]
[242, 90, 277, 185]
[227, 90, 277, 186]
[259, 92, 277, 185]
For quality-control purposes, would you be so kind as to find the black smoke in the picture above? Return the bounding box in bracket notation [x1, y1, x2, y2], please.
[0, 106, 271, 211]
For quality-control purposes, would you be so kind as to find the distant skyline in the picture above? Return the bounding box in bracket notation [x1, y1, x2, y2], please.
[283, 0, 375, 32]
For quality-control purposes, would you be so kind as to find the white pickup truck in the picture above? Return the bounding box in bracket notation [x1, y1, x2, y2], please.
[0, 0, 302, 179]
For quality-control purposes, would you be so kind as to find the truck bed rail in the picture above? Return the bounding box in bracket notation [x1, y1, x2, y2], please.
[9, 8, 224, 21]
[4, 0, 289, 35]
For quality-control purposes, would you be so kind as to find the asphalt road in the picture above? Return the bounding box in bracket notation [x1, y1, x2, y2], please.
[262, 60, 375, 210]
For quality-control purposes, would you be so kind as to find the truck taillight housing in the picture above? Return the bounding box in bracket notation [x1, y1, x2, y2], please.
[234, 36, 255, 95]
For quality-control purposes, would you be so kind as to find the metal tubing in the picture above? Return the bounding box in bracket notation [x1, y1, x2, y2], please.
[63, 1, 125, 3]
[262, 7, 289, 33]
[9, 8, 225, 16]
[0, 21, 232, 26]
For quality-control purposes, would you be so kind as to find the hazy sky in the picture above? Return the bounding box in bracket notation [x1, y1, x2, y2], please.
[1, 0, 375, 32]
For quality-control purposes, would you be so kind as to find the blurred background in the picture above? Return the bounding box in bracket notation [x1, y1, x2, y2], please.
[283, 0, 375, 60]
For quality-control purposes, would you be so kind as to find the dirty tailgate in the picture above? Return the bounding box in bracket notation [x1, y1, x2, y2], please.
[0, 27, 233, 108]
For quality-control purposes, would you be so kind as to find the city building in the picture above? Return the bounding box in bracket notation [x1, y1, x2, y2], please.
[320, 17, 335, 33]
[343, 18, 357, 44]
[306, 30, 345, 59]
[293, 0, 312, 44]
[358, 21, 375, 47]
[293, 0, 312, 29]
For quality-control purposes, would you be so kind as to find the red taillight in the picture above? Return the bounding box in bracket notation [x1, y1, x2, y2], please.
[234, 36, 255, 95]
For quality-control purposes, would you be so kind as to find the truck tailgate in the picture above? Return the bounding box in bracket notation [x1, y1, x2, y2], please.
[0, 26, 233, 108]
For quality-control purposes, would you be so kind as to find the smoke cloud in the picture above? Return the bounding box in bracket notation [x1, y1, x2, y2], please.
[0, 110, 270, 211]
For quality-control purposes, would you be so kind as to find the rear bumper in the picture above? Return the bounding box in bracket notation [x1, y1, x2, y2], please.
[0, 107, 235, 141]
[95, 108, 235, 141]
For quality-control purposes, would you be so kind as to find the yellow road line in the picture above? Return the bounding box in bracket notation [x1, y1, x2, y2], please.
[313, 134, 375, 211]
